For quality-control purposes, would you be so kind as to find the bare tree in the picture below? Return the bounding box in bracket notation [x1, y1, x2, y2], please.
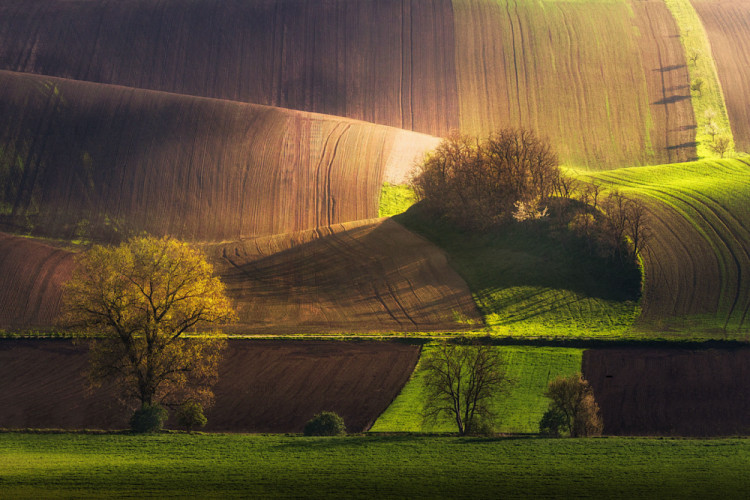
[710, 136, 732, 158]
[411, 128, 558, 231]
[421, 342, 509, 435]
[704, 121, 720, 142]
[688, 50, 701, 66]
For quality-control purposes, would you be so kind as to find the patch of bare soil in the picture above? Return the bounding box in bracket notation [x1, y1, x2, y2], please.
[0, 233, 74, 329]
[583, 348, 750, 436]
[0, 340, 420, 433]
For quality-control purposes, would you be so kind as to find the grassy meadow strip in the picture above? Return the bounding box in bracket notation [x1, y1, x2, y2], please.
[1, 433, 749, 498]
[371, 345, 583, 433]
[663, 0, 734, 158]
[585, 158, 750, 335]
[378, 183, 417, 218]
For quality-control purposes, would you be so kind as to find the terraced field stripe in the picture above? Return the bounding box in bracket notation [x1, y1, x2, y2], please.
[663, 0, 734, 158]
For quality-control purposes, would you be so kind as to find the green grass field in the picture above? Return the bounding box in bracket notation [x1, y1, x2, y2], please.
[585, 158, 750, 336]
[394, 205, 641, 338]
[371, 346, 583, 433]
[1, 433, 748, 498]
[378, 182, 417, 218]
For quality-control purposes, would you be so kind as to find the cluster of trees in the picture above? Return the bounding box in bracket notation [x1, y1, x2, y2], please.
[411, 129, 559, 231]
[412, 129, 650, 264]
[420, 341, 603, 437]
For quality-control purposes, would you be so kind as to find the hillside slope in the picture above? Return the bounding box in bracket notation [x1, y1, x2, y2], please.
[691, 0, 750, 152]
[0, 0, 695, 167]
[588, 158, 750, 335]
[0, 70, 436, 241]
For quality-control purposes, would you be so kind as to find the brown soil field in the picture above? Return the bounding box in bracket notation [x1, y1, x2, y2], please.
[692, 0, 750, 152]
[0, 219, 480, 333]
[583, 348, 750, 436]
[0, 0, 696, 167]
[0, 233, 74, 329]
[0, 70, 436, 241]
[203, 218, 482, 333]
[0, 0, 460, 137]
[452, 0, 694, 168]
[632, 0, 696, 164]
[0, 339, 420, 433]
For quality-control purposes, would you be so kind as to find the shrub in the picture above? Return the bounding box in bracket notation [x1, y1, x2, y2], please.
[130, 404, 168, 433]
[543, 373, 603, 437]
[303, 411, 346, 436]
[177, 401, 208, 432]
[539, 408, 567, 437]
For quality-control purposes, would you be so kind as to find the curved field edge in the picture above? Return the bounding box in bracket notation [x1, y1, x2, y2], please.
[0, 70, 437, 241]
[583, 157, 750, 336]
[663, 0, 735, 158]
[0, 218, 482, 334]
[2, 434, 749, 499]
[371, 345, 583, 433]
[0, 0, 698, 168]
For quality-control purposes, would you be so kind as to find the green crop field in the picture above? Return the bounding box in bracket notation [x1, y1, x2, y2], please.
[371, 345, 583, 433]
[1, 433, 748, 498]
[586, 157, 750, 336]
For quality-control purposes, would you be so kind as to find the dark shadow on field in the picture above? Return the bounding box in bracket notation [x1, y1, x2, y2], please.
[393, 202, 642, 324]
[666, 141, 698, 151]
[211, 219, 481, 331]
[672, 124, 696, 131]
[652, 95, 691, 105]
[654, 64, 686, 72]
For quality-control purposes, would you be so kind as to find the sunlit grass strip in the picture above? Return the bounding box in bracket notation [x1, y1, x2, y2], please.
[663, 0, 734, 158]
[378, 183, 417, 218]
[371, 345, 583, 433]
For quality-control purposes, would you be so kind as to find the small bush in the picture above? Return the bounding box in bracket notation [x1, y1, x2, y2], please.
[129, 404, 168, 433]
[303, 411, 346, 436]
[176, 401, 208, 432]
[539, 408, 566, 437]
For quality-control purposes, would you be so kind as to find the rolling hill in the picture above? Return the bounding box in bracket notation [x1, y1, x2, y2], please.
[0, 0, 698, 167]
[0, 70, 437, 241]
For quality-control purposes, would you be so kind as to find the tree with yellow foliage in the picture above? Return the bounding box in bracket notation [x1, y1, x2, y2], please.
[62, 236, 236, 421]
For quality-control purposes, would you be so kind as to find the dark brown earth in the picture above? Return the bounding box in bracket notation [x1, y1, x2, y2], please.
[0, 0, 460, 137]
[0, 233, 74, 329]
[0, 70, 436, 241]
[0, 339, 420, 432]
[583, 348, 750, 436]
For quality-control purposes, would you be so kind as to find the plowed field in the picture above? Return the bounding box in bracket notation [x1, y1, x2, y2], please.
[0, 339, 420, 432]
[204, 218, 482, 333]
[692, 0, 750, 152]
[0, 0, 697, 167]
[0, 233, 74, 329]
[453, 0, 693, 167]
[588, 158, 750, 335]
[0, 0, 460, 137]
[0, 71, 435, 241]
[583, 348, 750, 435]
